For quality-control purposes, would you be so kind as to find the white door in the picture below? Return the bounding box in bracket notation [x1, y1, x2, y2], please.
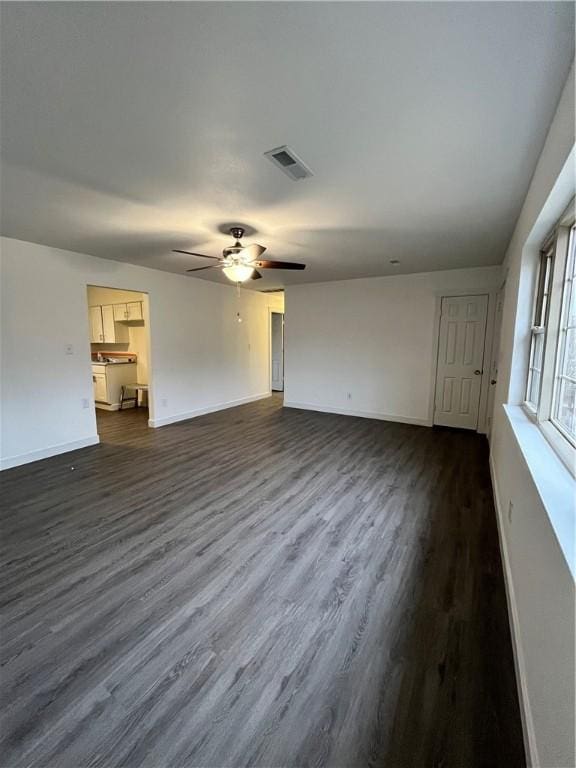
[89, 306, 104, 343]
[434, 295, 488, 430]
[271, 312, 284, 391]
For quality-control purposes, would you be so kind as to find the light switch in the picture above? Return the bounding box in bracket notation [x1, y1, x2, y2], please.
[65, 344, 74, 355]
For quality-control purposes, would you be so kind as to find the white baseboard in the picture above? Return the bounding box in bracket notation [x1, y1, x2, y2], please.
[0, 435, 100, 471]
[283, 400, 431, 427]
[95, 402, 138, 412]
[489, 454, 538, 768]
[148, 392, 271, 428]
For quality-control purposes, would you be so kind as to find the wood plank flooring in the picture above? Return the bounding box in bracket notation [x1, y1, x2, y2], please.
[1, 395, 525, 767]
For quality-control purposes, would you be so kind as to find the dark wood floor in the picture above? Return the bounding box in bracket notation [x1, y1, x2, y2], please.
[1, 395, 524, 768]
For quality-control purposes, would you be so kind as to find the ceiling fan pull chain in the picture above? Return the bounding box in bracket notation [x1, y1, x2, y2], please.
[236, 281, 243, 322]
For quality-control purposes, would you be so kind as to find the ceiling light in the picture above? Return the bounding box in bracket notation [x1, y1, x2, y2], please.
[222, 264, 254, 283]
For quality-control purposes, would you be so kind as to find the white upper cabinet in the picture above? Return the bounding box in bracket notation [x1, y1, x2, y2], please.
[126, 301, 143, 321]
[113, 301, 143, 322]
[113, 303, 128, 321]
[102, 304, 129, 343]
[101, 304, 116, 342]
[90, 304, 130, 344]
[89, 306, 104, 343]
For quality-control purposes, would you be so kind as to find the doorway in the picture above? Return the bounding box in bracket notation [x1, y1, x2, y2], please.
[433, 294, 489, 430]
[86, 285, 152, 440]
[271, 311, 284, 392]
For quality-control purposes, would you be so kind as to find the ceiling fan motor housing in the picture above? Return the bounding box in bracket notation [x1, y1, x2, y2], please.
[229, 227, 245, 242]
[222, 244, 244, 261]
[223, 227, 247, 261]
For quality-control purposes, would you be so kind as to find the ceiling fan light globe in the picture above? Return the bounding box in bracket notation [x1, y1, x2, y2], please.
[222, 264, 254, 283]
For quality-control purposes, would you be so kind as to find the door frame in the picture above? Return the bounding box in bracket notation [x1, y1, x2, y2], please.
[268, 308, 285, 394]
[428, 290, 497, 433]
[85, 284, 154, 425]
[486, 280, 506, 441]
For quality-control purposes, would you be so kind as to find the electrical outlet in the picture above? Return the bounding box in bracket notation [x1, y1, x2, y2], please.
[161, 398, 168, 408]
[81, 398, 89, 409]
[65, 344, 74, 355]
[346, 392, 352, 400]
[508, 500, 513, 523]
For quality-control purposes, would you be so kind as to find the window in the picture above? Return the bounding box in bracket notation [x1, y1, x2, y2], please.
[552, 225, 576, 443]
[525, 246, 553, 409]
[523, 202, 575, 471]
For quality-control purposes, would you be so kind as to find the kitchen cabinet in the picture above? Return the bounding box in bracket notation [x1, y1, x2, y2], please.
[89, 305, 129, 344]
[102, 305, 129, 343]
[89, 306, 104, 343]
[92, 362, 137, 409]
[113, 303, 128, 321]
[113, 301, 143, 322]
[127, 301, 143, 321]
[93, 372, 107, 402]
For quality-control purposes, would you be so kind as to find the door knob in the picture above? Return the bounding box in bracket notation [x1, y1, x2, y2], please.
[491, 379, 497, 385]
[474, 369, 482, 375]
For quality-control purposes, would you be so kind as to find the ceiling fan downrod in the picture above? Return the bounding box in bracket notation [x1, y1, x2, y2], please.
[229, 227, 245, 245]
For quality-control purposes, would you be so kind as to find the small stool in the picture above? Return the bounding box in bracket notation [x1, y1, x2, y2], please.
[120, 383, 149, 410]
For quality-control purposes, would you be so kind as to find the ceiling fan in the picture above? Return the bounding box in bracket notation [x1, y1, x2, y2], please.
[173, 227, 306, 283]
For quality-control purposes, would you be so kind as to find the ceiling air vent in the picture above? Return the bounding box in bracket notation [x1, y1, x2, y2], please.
[264, 145, 313, 181]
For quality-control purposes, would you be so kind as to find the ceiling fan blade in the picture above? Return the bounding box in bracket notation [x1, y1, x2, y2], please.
[242, 243, 267, 259]
[254, 260, 306, 270]
[186, 264, 222, 273]
[250, 270, 263, 280]
[173, 249, 221, 261]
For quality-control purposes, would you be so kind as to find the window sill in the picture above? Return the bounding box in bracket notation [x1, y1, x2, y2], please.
[540, 420, 576, 476]
[521, 403, 576, 476]
[504, 405, 575, 580]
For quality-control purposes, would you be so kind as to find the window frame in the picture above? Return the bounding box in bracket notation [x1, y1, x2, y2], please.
[522, 199, 576, 475]
[524, 244, 553, 412]
[550, 224, 576, 446]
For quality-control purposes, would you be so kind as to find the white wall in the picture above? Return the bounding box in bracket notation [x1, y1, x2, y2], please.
[490, 66, 575, 767]
[0, 237, 282, 469]
[284, 265, 501, 428]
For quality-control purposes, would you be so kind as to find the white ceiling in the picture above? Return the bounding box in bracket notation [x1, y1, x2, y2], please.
[1, 2, 574, 289]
